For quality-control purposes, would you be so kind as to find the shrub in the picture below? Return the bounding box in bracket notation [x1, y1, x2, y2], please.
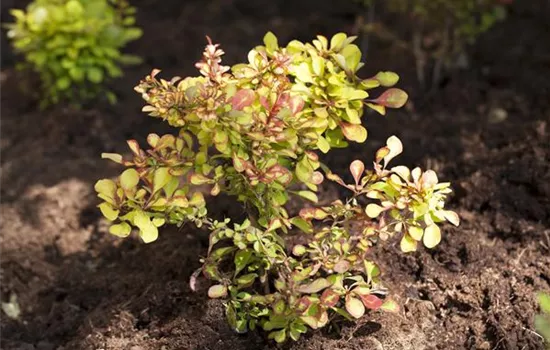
[355, 0, 509, 88]
[6, 0, 142, 107]
[536, 292, 550, 348]
[95, 32, 459, 342]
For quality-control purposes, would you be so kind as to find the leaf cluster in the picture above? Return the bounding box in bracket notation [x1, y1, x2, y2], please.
[6, 0, 142, 107]
[95, 32, 458, 342]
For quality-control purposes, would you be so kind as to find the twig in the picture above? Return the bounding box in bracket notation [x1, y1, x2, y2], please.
[521, 326, 543, 340]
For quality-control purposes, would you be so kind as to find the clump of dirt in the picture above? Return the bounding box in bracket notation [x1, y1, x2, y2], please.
[1, 0, 549, 349]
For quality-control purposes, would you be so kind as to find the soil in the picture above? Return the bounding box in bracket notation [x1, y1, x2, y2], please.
[1, 0, 550, 349]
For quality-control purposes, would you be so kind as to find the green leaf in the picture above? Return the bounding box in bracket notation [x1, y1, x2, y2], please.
[380, 298, 400, 313]
[263, 31, 278, 52]
[268, 329, 287, 343]
[330, 33, 347, 51]
[297, 278, 331, 293]
[87, 67, 104, 83]
[290, 217, 312, 234]
[120, 169, 139, 190]
[341, 44, 362, 72]
[534, 315, 550, 342]
[153, 167, 172, 193]
[152, 217, 165, 227]
[374, 71, 399, 87]
[190, 173, 212, 185]
[236, 273, 257, 287]
[538, 292, 550, 314]
[109, 222, 131, 237]
[134, 211, 158, 243]
[56, 77, 71, 90]
[295, 190, 318, 203]
[65, 0, 84, 16]
[189, 192, 205, 207]
[292, 245, 307, 256]
[234, 249, 253, 276]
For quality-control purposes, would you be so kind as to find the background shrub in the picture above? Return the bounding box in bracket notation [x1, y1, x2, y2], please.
[6, 0, 142, 107]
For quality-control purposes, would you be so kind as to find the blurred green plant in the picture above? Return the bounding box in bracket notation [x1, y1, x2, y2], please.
[355, 0, 510, 88]
[95, 32, 459, 342]
[536, 292, 550, 349]
[6, 0, 142, 108]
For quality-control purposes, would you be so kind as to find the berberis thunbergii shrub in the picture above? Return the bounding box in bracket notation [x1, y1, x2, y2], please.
[95, 33, 459, 342]
[6, 0, 142, 107]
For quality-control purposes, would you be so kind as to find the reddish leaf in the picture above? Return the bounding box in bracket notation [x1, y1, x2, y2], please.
[232, 154, 248, 172]
[288, 95, 305, 115]
[127, 139, 141, 156]
[320, 289, 340, 308]
[333, 260, 350, 273]
[299, 207, 328, 220]
[360, 294, 383, 310]
[265, 165, 292, 185]
[371, 88, 408, 108]
[349, 160, 365, 185]
[296, 296, 312, 313]
[311, 171, 324, 185]
[231, 89, 256, 110]
[259, 96, 270, 110]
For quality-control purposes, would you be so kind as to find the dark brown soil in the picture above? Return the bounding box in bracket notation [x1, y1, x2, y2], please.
[1, 1, 550, 349]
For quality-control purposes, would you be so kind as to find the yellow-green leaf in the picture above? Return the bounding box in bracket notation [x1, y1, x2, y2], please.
[400, 234, 418, 252]
[98, 203, 119, 221]
[345, 296, 365, 319]
[365, 204, 384, 218]
[408, 226, 423, 241]
[423, 224, 441, 248]
[94, 179, 117, 200]
[120, 169, 139, 190]
[341, 123, 367, 143]
[109, 222, 131, 237]
[443, 210, 460, 226]
[374, 71, 399, 87]
[153, 167, 172, 193]
[101, 153, 123, 164]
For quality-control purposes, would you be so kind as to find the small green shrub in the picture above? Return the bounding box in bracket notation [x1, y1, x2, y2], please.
[6, 0, 142, 107]
[356, 0, 509, 87]
[95, 33, 459, 342]
[536, 292, 550, 348]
